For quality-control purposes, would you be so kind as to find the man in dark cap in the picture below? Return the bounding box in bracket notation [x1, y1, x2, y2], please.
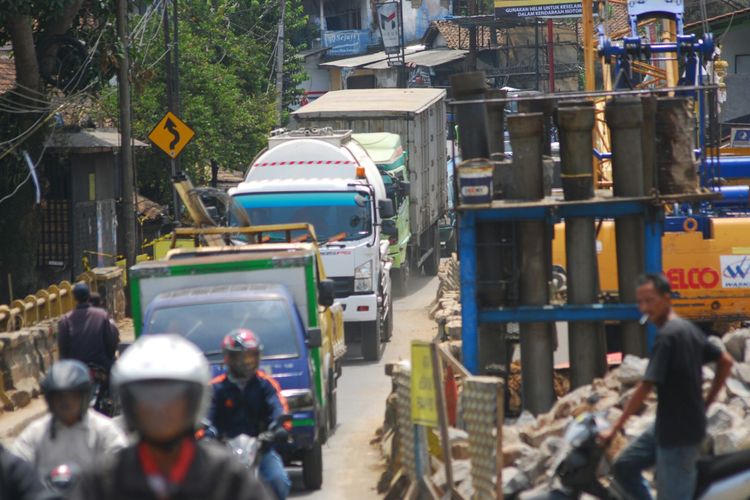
[58, 283, 119, 372]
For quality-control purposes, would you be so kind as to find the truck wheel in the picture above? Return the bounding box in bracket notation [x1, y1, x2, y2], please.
[424, 226, 441, 276]
[383, 294, 394, 342]
[361, 318, 382, 361]
[393, 265, 410, 297]
[302, 442, 323, 490]
[327, 375, 338, 433]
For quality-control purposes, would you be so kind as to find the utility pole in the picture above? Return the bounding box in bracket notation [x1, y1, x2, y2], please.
[163, 0, 181, 218]
[275, 0, 286, 126]
[116, 0, 136, 269]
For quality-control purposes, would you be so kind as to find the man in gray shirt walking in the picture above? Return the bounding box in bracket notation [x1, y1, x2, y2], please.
[599, 273, 734, 500]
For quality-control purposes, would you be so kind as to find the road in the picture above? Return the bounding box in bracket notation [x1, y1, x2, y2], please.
[289, 274, 439, 498]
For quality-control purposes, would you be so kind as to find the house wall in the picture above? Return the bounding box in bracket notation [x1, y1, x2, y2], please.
[401, 0, 453, 43]
[300, 54, 331, 95]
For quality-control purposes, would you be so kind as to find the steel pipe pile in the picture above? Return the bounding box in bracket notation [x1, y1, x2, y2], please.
[557, 103, 606, 388]
[606, 97, 647, 357]
[508, 112, 555, 414]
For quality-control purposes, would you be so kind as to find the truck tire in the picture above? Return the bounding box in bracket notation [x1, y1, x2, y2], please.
[302, 442, 323, 490]
[393, 265, 410, 297]
[424, 225, 441, 276]
[361, 318, 382, 361]
[383, 293, 394, 342]
[327, 375, 338, 433]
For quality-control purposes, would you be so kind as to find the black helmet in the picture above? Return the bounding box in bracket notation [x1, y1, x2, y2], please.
[72, 282, 90, 303]
[41, 360, 92, 417]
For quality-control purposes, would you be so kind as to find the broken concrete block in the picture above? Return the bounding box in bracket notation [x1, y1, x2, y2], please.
[723, 329, 750, 362]
[713, 427, 750, 455]
[524, 417, 571, 448]
[617, 355, 648, 386]
[502, 443, 534, 466]
[502, 466, 530, 496]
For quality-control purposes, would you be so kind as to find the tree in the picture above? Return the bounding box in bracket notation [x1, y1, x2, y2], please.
[0, 0, 115, 302]
[103, 0, 308, 206]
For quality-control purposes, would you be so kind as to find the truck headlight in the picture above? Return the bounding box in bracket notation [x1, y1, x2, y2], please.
[354, 261, 373, 292]
[282, 389, 315, 412]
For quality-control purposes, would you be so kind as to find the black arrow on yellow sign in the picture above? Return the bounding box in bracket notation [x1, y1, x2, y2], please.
[164, 117, 180, 150]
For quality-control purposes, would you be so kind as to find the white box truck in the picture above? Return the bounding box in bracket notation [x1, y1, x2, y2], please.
[291, 89, 449, 293]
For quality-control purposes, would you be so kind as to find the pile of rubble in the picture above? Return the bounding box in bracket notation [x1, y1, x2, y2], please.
[430, 254, 462, 340]
[502, 330, 750, 496]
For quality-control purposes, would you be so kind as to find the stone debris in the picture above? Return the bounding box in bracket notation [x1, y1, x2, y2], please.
[375, 266, 750, 498]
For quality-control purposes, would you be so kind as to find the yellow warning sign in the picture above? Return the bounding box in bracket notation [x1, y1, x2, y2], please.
[411, 341, 438, 427]
[148, 111, 195, 159]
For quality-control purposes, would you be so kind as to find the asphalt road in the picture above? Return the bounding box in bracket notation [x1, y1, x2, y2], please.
[289, 274, 439, 499]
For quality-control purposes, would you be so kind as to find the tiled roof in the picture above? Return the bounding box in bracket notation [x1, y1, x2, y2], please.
[0, 47, 16, 94]
[424, 20, 501, 50]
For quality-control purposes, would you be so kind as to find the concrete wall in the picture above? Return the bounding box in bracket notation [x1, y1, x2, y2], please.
[722, 74, 750, 123]
[721, 24, 750, 76]
[0, 321, 57, 411]
[719, 24, 750, 123]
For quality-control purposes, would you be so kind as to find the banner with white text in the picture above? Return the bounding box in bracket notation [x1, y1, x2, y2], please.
[495, 0, 581, 18]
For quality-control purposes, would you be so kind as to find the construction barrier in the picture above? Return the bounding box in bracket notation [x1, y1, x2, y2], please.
[379, 341, 504, 499]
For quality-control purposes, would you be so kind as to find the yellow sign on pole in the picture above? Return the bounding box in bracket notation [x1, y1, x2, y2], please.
[148, 111, 195, 159]
[411, 341, 438, 427]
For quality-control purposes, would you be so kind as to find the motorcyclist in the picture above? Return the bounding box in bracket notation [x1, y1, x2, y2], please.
[69, 333, 271, 500]
[207, 329, 292, 500]
[12, 360, 127, 480]
[58, 283, 119, 371]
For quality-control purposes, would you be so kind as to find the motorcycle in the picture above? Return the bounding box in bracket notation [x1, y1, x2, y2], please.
[87, 363, 118, 417]
[524, 407, 750, 500]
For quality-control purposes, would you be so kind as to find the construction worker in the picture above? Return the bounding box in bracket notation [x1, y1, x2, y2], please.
[69, 334, 270, 500]
[12, 360, 126, 480]
[58, 283, 119, 371]
[206, 329, 292, 500]
[599, 273, 734, 500]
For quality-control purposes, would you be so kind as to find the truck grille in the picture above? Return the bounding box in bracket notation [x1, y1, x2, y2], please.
[331, 277, 354, 298]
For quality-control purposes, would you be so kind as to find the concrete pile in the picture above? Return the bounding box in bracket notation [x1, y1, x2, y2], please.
[502, 330, 750, 497]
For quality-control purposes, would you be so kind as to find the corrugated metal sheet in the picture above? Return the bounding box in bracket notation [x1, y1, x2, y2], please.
[363, 49, 468, 70]
[318, 45, 425, 69]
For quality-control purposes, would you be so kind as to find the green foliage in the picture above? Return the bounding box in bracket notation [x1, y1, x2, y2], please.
[101, 0, 308, 205]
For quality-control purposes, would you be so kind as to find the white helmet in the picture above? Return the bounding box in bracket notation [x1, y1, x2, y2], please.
[112, 334, 211, 433]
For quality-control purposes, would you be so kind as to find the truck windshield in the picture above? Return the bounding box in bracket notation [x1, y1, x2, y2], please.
[145, 299, 300, 359]
[233, 191, 373, 242]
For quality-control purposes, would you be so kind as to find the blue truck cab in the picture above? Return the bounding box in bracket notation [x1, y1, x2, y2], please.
[141, 283, 323, 486]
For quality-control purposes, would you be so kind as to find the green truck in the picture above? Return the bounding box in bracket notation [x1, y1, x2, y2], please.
[129, 226, 345, 489]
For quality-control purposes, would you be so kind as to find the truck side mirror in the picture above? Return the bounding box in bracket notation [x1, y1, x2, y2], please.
[382, 219, 398, 237]
[306, 327, 322, 348]
[318, 279, 335, 307]
[379, 199, 395, 218]
[399, 180, 411, 196]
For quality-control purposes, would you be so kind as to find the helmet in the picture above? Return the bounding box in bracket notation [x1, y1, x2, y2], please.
[72, 282, 90, 303]
[112, 334, 210, 434]
[41, 360, 92, 417]
[221, 328, 262, 354]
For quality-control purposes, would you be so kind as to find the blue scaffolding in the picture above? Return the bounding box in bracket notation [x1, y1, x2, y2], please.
[457, 194, 665, 375]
